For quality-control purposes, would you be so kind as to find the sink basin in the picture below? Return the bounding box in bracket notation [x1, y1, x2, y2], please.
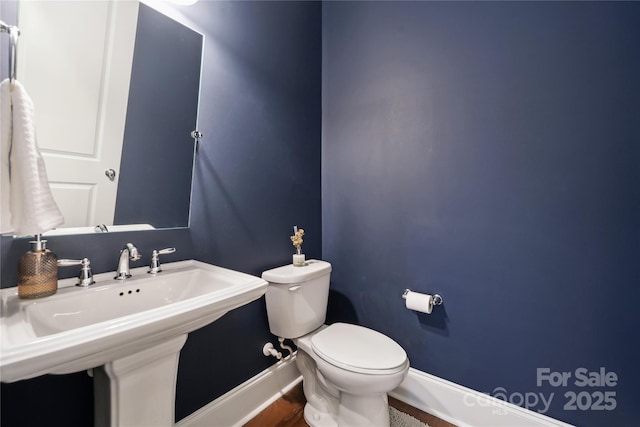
[0, 260, 268, 383]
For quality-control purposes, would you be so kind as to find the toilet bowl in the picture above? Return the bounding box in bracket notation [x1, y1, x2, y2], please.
[262, 260, 409, 427]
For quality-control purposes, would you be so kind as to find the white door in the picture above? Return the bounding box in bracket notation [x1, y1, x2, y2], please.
[17, 0, 139, 227]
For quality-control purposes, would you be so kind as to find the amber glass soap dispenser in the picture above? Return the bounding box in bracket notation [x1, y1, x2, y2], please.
[18, 235, 58, 299]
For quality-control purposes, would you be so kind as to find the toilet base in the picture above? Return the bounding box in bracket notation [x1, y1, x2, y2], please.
[304, 403, 337, 427]
[303, 392, 391, 427]
[338, 392, 390, 426]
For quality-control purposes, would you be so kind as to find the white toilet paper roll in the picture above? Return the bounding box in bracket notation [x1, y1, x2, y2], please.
[405, 291, 433, 314]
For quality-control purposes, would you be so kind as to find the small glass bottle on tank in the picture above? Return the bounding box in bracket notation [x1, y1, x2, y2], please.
[290, 226, 305, 266]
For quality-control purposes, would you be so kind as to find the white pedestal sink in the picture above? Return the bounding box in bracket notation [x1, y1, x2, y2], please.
[0, 260, 268, 426]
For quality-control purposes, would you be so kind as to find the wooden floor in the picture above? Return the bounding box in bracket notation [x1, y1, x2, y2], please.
[243, 382, 456, 427]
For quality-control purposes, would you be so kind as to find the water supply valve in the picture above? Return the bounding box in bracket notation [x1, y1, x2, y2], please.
[262, 342, 282, 360]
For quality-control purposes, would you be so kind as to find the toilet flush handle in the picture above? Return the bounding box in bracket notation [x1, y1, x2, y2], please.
[288, 285, 302, 292]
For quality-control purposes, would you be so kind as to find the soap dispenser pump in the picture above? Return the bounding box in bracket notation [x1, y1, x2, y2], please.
[18, 234, 58, 299]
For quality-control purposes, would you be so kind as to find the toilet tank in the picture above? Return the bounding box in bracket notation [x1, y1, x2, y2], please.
[262, 260, 331, 338]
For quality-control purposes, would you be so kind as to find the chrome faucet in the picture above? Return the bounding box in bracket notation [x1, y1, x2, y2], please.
[115, 243, 141, 280]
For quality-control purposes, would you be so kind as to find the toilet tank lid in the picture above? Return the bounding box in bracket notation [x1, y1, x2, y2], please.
[261, 260, 331, 284]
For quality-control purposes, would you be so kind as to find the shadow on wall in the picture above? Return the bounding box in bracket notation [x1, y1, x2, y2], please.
[193, 147, 263, 252]
[326, 289, 359, 325]
[415, 305, 449, 337]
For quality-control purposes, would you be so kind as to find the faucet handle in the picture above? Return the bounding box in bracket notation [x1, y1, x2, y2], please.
[148, 247, 176, 274]
[156, 247, 176, 256]
[58, 258, 95, 287]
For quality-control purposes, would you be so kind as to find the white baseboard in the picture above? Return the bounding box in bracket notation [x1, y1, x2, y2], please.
[176, 356, 302, 427]
[389, 368, 575, 427]
[177, 360, 573, 427]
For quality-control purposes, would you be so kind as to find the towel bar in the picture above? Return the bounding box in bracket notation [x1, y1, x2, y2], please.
[0, 20, 20, 83]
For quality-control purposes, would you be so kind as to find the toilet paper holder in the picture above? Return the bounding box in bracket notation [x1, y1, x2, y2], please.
[402, 289, 443, 306]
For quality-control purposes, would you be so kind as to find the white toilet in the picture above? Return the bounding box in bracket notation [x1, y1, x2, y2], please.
[262, 260, 409, 427]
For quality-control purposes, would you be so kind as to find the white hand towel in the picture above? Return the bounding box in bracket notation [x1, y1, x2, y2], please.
[1, 80, 12, 233]
[0, 78, 64, 235]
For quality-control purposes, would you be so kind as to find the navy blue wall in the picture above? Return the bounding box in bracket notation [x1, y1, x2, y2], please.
[322, 2, 639, 426]
[1, 1, 321, 425]
[176, 0, 322, 419]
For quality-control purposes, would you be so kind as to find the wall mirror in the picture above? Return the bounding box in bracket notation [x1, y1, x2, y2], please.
[15, 0, 203, 235]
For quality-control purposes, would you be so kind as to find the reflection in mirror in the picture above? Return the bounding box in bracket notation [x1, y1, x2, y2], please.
[16, 1, 203, 235]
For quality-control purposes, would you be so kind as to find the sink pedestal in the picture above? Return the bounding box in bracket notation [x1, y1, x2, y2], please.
[94, 335, 188, 427]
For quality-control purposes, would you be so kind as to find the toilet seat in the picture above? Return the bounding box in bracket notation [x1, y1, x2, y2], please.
[310, 323, 407, 375]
